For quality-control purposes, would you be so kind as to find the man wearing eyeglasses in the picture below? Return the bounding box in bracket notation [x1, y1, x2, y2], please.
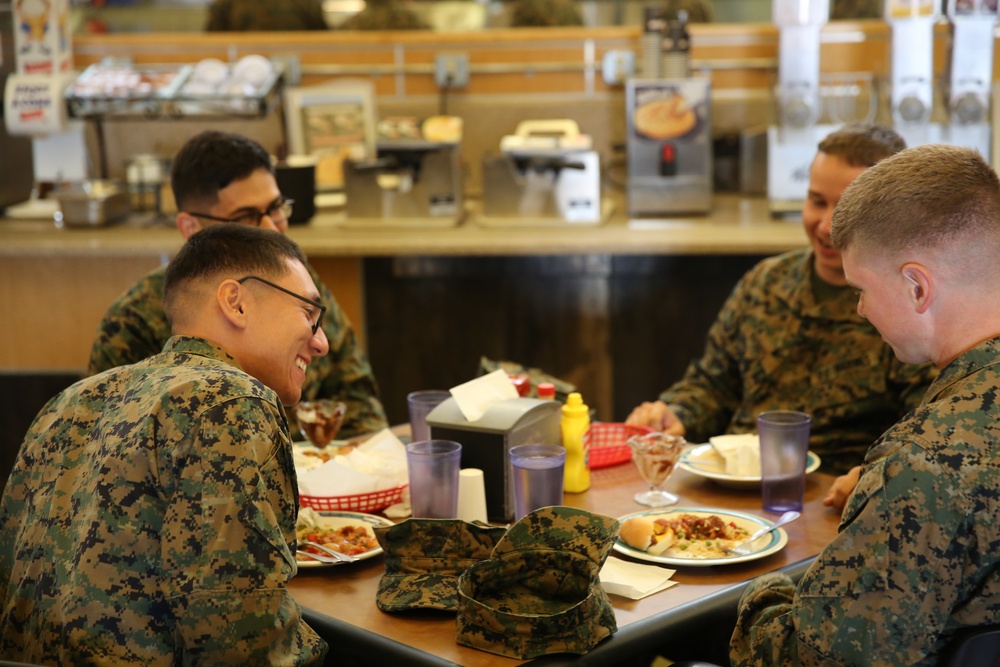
[87, 130, 388, 437]
[0, 224, 328, 664]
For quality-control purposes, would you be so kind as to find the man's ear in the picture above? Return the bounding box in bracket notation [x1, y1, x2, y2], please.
[901, 263, 932, 314]
[217, 279, 248, 330]
[176, 212, 204, 240]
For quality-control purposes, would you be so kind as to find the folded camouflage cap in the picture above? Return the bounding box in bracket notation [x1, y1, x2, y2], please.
[373, 518, 509, 612]
[455, 506, 621, 659]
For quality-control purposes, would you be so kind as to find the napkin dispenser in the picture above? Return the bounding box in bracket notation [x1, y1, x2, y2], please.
[426, 397, 561, 522]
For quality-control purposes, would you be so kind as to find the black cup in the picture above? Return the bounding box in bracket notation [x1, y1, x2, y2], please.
[275, 158, 317, 225]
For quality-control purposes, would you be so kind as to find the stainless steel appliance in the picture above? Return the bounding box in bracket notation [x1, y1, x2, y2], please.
[626, 77, 712, 216]
[342, 139, 463, 227]
[767, 0, 830, 216]
[941, 0, 996, 160]
[0, 1, 35, 212]
[479, 119, 607, 226]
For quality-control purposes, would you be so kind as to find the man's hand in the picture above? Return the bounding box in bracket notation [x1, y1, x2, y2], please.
[625, 400, 686, 436]
[822, 465, 861, 513]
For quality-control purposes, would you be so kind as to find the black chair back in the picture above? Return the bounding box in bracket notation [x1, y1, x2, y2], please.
[942, 625, 1000, 667]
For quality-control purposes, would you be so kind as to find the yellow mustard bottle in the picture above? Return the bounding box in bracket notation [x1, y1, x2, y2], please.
[561, 392, 591, 493]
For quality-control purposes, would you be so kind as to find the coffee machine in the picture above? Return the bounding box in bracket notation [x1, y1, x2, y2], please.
[766, 0, 834, 216]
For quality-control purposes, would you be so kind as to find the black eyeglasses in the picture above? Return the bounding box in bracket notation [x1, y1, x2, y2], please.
[238, 275, 326, 335]
[188, 198, 294, 227]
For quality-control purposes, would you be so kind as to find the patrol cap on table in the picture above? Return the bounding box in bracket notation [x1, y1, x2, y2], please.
[455, 506, 621, 659]
[373, 518, 508, 612]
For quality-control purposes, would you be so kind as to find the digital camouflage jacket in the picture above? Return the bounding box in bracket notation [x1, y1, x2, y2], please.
[0, 336, 327, 665]
[731, 335, 1000, 666]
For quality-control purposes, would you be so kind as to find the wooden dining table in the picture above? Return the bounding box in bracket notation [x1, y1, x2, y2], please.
[288, 457, 844, 667]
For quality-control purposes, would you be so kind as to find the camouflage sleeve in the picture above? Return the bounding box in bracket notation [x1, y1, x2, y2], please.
[87, 276, 171, 376]
[659, 273, 750, 442]
[304, 271, 388, 438]
[204, 0, 234, 30]
[735, 449, 977, 665]
[162, 397, 326, 664]
[730, 572, 801, 666]
[291, 0, 328, 29]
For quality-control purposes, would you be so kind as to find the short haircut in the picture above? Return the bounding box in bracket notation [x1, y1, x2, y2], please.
[817, 123, 907, 169]
[163, 224, 308, 324]
[171, 130, 273, 212]
[831, 144, 1000, 258]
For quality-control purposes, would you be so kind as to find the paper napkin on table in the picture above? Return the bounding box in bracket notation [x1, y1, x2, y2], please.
[599, 557, 678, 600]
[709, 434, 761, 476]
[449, 368, 520, 422]
[297, 428, 408, 496]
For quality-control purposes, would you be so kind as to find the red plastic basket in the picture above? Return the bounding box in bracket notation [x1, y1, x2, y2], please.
[300, 484, 408, 513]
[585, 423, 654, 469]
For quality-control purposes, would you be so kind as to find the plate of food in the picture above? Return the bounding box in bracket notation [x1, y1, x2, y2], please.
[677, 443, 821, 490]
[295, 508, 392, 568]
[614, 508, 788, 567]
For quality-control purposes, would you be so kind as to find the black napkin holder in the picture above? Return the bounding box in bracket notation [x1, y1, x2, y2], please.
[426, 397, 561, 522]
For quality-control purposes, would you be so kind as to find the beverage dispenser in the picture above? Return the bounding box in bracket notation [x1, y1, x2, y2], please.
[767, 0, 833, 216]
[885, 0, 940, 147]
[942, 0, 996, 160]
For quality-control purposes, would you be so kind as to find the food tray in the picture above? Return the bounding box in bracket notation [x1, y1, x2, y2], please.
[66, 63, 193, 118]
[66, 61, 284, 120]
[586, 422, 654, 469]
[300, 484, 407, 513]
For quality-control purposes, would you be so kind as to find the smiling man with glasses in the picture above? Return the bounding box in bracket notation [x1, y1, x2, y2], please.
[0, 225, 330, 664]
[87, 130, 387, 435]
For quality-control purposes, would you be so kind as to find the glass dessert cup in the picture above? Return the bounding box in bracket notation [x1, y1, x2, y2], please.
[626, 432, 686, 507]
[294, 399, 347, 449]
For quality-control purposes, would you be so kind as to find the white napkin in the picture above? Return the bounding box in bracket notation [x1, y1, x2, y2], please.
[600, 557, 678, 600]
[709, 434, 760, 476]
[449, 368, 519, 422]
[297, 428, 408, 496]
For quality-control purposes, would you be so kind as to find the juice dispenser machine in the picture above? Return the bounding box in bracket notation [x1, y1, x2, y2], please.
[942, 0, 996, 161]
[767, 0, 833, 216]
[884, 0, 940, 148]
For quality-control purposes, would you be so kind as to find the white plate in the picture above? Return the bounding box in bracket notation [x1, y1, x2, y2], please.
[296, 510, 392, 568]
[612, 508, 789, 567]
[677, 443, 822, 490]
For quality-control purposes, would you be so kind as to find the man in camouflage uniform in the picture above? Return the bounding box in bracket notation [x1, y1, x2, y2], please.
[830, 0, 883, 19]
[205, 0, 328, 30]
[731, 144, 1000, 666]
[627, 123, 937, 479]
[88, 130, 387, 438]
[0, 224, 328, 664]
